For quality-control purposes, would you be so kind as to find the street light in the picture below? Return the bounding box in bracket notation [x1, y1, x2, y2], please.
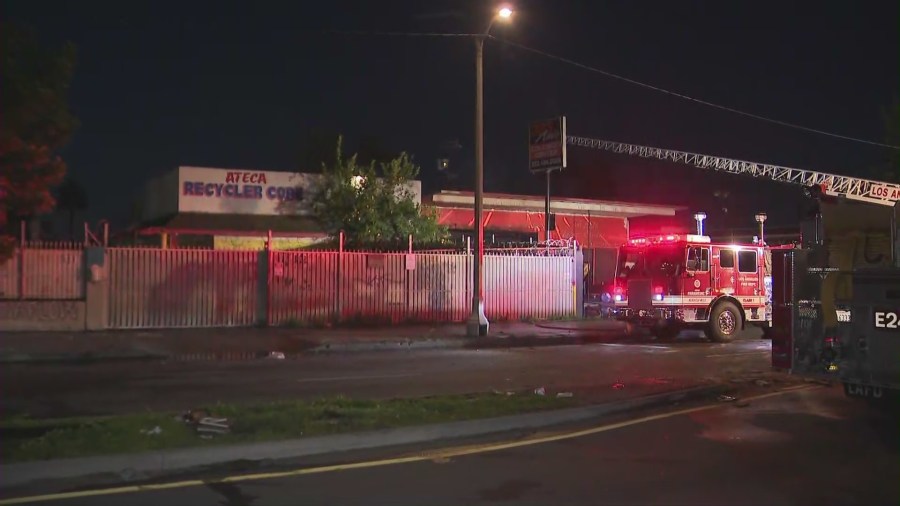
[467, 5, 513, 338]
[755, 212, 767, 245]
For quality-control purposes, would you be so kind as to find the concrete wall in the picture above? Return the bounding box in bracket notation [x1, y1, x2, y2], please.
[0, 300, 86, 331]
[0, 247, 108, 333]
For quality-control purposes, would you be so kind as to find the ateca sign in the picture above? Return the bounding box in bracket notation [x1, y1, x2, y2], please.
[178, 167, 318, 216]
[529, 116, 567, 173]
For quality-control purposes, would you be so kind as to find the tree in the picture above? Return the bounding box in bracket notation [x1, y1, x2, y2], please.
[0, 22, 78, 257]
[311, 136, 448, 249]
[57, 177, 88, 239]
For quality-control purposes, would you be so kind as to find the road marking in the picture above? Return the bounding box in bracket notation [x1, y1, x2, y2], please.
[295, 373, 418, 383]
[0, 384, 819, 505]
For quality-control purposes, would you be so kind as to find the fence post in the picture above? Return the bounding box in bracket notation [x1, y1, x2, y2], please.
[265, 230, 273, 326]
[17, 221, 26, 299]
[406, 234, 413, 320]
[336, 231, 344, 323]
[573, 240, 584, 318]
[84, 246, 109, 330]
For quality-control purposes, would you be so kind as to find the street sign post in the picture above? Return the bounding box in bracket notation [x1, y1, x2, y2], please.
[529, 117, 567, 241]
[529, 116, 567, 173]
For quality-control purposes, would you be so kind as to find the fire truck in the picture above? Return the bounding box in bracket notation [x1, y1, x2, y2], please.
[606, 226, 773, 342]
[565, 131, 900, 402]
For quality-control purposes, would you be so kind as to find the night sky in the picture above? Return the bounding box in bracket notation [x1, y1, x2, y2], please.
[4, 0, 898, 231]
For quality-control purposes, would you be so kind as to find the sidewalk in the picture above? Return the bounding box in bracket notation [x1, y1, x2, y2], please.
[0, 320, 629, 364]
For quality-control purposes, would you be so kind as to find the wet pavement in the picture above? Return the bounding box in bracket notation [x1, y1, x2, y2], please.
[1, 331, 774, 418]
[15, 384, 898, 505]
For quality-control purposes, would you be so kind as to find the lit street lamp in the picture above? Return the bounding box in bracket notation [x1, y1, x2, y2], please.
[467, 5, 513, 338]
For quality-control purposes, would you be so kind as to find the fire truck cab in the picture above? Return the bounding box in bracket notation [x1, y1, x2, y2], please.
[607, 233, 771, 342]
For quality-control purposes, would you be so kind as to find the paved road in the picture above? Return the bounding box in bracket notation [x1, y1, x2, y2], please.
[12, 385, 897, 506]
[1, 333, 773, 417]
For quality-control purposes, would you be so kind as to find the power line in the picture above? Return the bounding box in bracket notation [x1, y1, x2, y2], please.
[489, 35, 900, 150]
[311, 29, 898, 150]
[311, 29, 479, 38]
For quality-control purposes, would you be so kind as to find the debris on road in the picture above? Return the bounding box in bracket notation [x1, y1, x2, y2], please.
[182, 409, 232, 437]
[139, 426, 162, 436]
[268, 351, 286, 360]
[556, 392, 574, 398]
[612, 382, 625, 390]
[197, 417, 230, 436]
[718, 394, 737, 402]
[534, 387, 546, 396]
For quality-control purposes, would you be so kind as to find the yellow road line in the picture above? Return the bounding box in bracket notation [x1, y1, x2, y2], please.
[0, 384, 819, 505]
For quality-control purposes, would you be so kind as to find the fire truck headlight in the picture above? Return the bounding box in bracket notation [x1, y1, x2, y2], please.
[614, 294, 623, 302]
[654, 294, 664, 301]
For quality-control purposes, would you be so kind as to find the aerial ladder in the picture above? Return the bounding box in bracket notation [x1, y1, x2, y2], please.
[567, 133, 900, 404]
[567, 135, 900, 207]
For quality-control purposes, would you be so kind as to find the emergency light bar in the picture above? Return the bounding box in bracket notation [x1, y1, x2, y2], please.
[627, 234, 711, 246]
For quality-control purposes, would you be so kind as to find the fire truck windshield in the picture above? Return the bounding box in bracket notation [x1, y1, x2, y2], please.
[617, 246, 683, 279]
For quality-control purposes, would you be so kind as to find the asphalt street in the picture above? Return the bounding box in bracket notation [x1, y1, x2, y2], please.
[1, 332, 773, 417]
[11, 385, 897, 506]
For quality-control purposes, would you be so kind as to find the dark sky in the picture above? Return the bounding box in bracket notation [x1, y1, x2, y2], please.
[4, 0, 898, 230]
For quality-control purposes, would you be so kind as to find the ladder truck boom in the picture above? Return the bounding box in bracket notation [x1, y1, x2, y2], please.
[567, 135, 900, 207]
[565, 133, 900, 404]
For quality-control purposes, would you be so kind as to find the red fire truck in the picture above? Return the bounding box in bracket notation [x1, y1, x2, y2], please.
[564, 128, 900, 394]
[605, 229, 774, 342]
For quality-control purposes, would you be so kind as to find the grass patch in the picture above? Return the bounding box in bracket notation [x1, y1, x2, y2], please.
[1, 392, 575, 463]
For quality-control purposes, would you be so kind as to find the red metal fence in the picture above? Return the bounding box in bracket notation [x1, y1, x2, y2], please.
[0, 244, 85, 300]
[268, 251, 472, 325]
[107, 248, 259, 328]
[106, 245, 578, 329]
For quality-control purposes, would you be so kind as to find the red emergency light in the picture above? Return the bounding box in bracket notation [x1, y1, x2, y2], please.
[627, 234, 711, 246]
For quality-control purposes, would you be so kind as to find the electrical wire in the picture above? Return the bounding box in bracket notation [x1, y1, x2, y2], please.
[489, 35, 900, 150]
[311, 29, 898, 150]
[310, 29, 480, 38]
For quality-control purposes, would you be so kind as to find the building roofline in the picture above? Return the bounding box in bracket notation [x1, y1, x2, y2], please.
[426, 190, 685, 218]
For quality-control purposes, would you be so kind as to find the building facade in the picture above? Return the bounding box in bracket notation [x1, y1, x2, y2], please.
[131, 166, 684, 290]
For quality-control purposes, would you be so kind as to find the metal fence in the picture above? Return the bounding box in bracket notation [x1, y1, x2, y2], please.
[268, 251, 472, 325]
[107, 248, 259, 328]
[107, 245, 578, 329]
[0, 245, 85, 300]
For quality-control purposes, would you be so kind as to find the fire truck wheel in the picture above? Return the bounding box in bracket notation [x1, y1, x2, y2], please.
[707, 301, 742, 343]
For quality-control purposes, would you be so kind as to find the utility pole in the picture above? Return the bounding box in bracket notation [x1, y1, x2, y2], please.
[466, 6, 513, 338]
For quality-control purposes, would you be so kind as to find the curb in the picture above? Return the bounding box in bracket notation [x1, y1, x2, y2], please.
[0, 331, 630, 365]
[532, 320, 626, 333]
[0, 351, 169, 365]
[0, 384, 728, 490]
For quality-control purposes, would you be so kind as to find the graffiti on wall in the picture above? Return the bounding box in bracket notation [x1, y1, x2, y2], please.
[0, 301, 82, 322]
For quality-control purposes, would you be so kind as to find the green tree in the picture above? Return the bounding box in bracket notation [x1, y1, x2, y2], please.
[311, 136, 448, 249]
[0, 22, 78, 257]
